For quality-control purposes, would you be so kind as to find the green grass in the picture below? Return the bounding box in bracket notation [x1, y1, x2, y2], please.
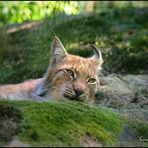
[0, 100, 124, 147]
[0, 5, 147, 84]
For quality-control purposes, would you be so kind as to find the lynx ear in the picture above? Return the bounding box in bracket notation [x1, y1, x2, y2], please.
[51, 36, 68, 64]
[90, 45, 103, 69]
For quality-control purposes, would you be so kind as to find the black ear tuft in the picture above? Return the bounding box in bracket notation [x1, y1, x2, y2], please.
[90, 45, 103, 68]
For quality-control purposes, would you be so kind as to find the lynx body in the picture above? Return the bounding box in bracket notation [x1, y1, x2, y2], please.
[0, 37, 103, 103]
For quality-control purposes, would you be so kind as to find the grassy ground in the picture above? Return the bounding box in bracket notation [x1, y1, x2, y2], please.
[0, 100, 147, 147]
[0, 100, 124, 147]
[0, 5, 148, 84]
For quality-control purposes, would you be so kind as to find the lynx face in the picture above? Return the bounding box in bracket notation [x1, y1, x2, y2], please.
[42, 37, 103, 103]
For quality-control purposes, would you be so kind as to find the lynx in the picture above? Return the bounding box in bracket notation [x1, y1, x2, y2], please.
[0, 36, 103, 103]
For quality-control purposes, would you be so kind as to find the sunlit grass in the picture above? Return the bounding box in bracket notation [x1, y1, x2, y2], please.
[0, 100, 124, 146]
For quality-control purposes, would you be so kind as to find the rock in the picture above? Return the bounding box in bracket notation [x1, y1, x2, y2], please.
[96, 74, 148, 147]
[96, 74, 148, 109]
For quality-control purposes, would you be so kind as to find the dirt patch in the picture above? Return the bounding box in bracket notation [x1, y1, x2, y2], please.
[3, 137, 29, 147]
[0, 105, 22, 144]
[83, 133, 103, 147]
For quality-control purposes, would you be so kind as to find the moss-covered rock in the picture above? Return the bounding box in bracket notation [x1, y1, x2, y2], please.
[0, 100, 124, 147]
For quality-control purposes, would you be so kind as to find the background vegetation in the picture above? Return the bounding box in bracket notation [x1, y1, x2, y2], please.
[0, 1, 147, 84]
[0, 1, 80, 26]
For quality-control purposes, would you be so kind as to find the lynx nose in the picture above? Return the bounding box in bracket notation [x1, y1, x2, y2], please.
[73, 88, 84, 97]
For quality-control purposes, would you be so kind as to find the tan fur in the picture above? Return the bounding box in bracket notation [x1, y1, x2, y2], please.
[0, 36, 103, 103]
[0, 78, 44, 100]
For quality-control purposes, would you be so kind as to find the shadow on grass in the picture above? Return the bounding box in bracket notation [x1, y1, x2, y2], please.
[0, 6, 147, 84]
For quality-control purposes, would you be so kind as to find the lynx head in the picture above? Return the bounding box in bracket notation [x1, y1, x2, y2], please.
[44, 36, 103, 103]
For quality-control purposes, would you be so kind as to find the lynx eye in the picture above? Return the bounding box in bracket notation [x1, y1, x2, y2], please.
[87, 78, 96, 84]
[65, 69, 74, 77]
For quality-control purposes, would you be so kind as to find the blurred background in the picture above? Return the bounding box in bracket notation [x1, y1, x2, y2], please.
[0, 1, 148, 83]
